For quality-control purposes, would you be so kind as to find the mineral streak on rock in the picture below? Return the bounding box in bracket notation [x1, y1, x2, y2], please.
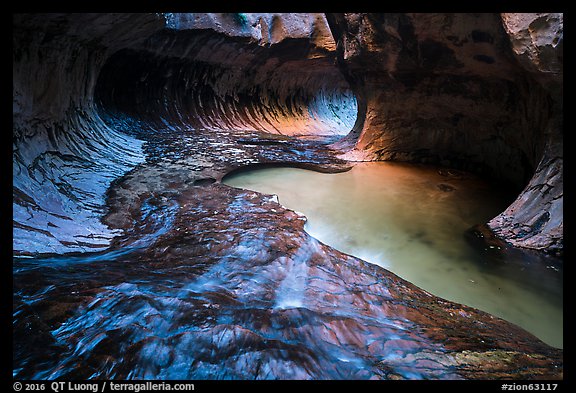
[13, 13, 562, 380]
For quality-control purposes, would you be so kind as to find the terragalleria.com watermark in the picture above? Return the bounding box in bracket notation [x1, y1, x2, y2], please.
[13, 382, 195, 393]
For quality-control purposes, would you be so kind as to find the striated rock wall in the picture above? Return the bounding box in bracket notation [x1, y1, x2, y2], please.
[13, 13, 355, 255]
[95, 27, 356, 136]
[326, 13, 563, 255]
[13, 13, 163, 255]
[487, 13, 563, 255]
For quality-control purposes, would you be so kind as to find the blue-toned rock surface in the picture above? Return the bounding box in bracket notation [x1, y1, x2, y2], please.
[12, 13, 563, 380]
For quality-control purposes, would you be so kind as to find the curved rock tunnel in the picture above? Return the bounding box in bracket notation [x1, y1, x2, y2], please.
[95, 32, 357, 136]
[12, 13, 563, 380]
[13, 13, 359, 255]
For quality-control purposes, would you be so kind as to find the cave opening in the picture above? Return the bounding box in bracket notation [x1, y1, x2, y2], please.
[94, 30, 359, 140]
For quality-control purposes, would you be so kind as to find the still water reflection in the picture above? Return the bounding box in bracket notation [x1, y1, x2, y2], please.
[224, 162, 563, 348]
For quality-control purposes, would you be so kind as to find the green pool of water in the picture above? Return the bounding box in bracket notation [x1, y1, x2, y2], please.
[224, 162, 563, 348]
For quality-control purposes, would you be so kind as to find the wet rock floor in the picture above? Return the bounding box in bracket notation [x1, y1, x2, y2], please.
[13, 127, 563, 380]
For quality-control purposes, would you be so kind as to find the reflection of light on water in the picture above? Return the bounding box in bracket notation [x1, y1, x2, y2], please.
[274, 254, 307, 310]
[274, 240, 323, 310]
[305, 217, 404, 271]
[224, 162, 563, 349]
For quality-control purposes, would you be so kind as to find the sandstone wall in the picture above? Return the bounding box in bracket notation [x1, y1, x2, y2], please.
[326, 13, 563, 255]
[13, 13, 355, 255]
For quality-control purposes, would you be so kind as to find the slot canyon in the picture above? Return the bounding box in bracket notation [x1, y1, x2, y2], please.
[13, 13, 563, 380]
